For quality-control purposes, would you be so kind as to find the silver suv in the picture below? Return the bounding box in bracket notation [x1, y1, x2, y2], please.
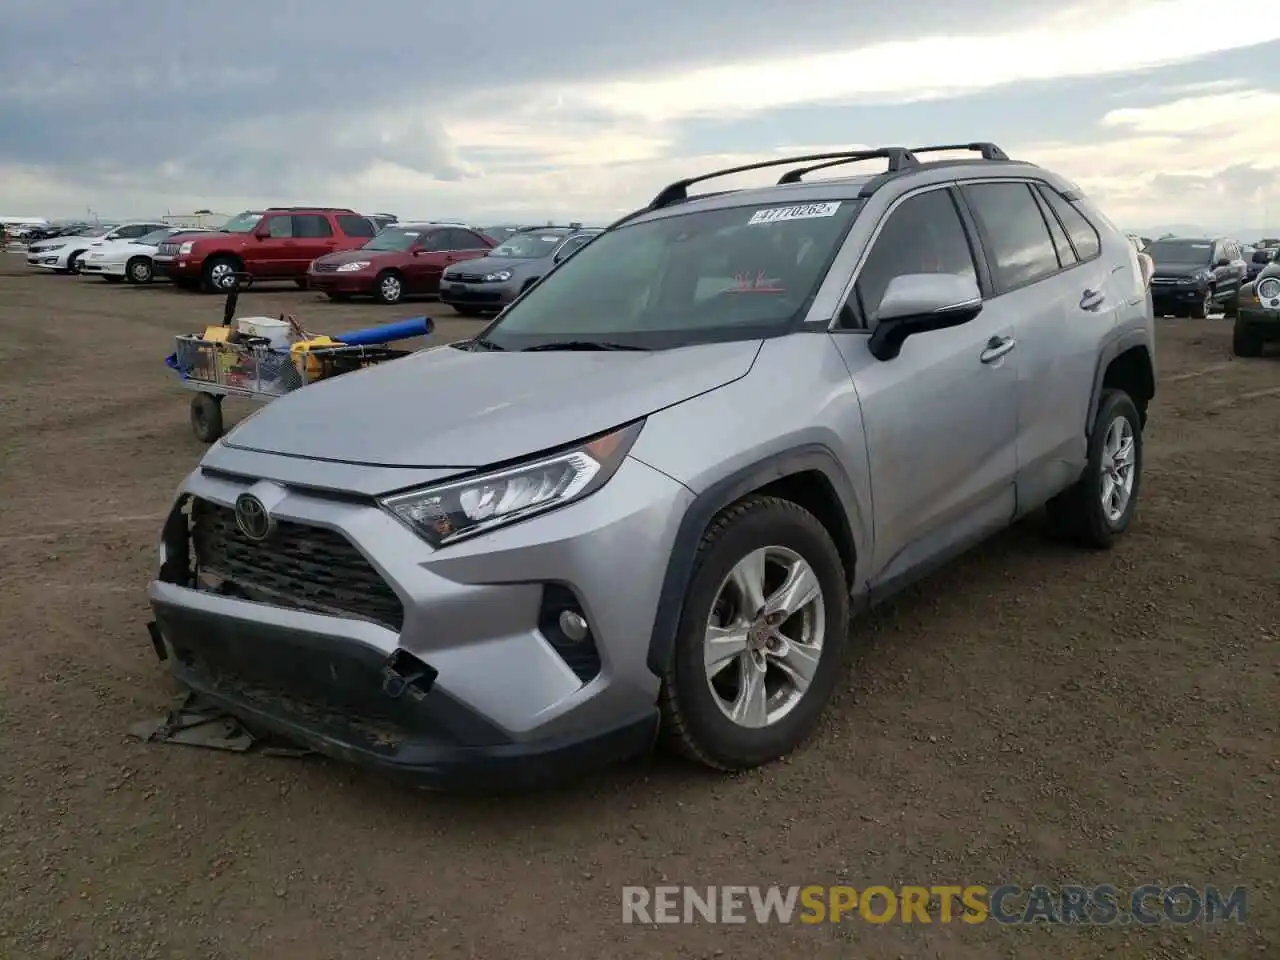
[146, 142, 1157, 789]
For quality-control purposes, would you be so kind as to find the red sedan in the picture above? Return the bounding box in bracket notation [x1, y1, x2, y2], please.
[308, 223, 495, 304]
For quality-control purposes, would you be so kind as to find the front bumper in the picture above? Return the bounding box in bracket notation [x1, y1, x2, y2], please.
[27, 252, 64, 269]
[307, 271, 374, 295]
[159, 257, 203, 281]
[1150, 282, 1208, 311]
[146, 453, 692, 789]
[438, 278, 519, 308]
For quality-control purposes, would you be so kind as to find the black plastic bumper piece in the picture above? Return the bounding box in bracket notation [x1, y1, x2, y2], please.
[147, 606, 659, 792]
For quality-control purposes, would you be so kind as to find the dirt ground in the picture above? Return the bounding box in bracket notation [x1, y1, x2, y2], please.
[0, 255, 1276, 960]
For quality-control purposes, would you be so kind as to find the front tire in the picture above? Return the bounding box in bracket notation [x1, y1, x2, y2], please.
[1045, 389, 1143, 549]
[1190, 289, 1211, 319]
[66, 250, 86, 274]
[202, 256, 240, 293]
[659, 496, 850, 771]
[373, 270, 404, 305]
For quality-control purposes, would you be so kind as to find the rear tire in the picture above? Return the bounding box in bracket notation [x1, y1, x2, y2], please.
[1232, 321, 1265, 357]
[373, 270, 404, 305]
[658, 496, 850, 771]
[1045, 389, 1143, 549]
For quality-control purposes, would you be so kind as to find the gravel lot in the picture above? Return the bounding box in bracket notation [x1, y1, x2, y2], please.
[1, 255, 1276, 959]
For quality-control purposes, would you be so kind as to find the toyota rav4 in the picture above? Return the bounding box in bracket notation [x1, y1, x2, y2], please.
[146, 142, 1157, 790]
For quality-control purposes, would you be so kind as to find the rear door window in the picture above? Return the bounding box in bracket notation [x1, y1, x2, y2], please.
[292, 214, 333, 238]
[962, 182, 1061, 291]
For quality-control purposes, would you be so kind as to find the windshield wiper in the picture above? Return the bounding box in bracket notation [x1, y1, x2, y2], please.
[465, 336, 506, 352]
[522, 340, 649, 352]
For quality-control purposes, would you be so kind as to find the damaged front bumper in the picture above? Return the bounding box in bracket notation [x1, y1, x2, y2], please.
[146, 595, 657, 790]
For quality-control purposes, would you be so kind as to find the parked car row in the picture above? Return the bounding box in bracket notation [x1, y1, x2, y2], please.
[23, 207, 602, 309]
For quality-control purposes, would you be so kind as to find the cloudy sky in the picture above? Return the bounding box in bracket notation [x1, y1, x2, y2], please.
[3, 0, 1279, 235]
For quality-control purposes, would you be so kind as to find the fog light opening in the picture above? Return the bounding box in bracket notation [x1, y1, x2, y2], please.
[558, 610, 590, 643]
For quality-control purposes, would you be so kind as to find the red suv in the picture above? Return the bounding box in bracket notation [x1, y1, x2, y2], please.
[163, 208, 377, 292]
[307, 223, 495, 304]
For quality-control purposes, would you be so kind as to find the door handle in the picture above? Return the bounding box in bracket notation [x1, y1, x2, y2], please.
[980, 335, 1016, 364]
[1080, 288, 1105, 310]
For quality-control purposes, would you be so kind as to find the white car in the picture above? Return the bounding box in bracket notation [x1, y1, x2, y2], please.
[26, 220, 170, 274]
[80, 227, 210, 284]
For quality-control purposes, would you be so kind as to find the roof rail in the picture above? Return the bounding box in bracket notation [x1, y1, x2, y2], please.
[777, 149, 918, 184]
[908, 142, 1009, 161]
[650, 148, 919, 209]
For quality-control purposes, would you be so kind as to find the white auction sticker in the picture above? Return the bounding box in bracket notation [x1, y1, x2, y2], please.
[748, 202, 841, 225]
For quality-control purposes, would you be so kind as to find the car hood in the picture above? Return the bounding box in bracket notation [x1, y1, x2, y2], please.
[31, 233, 99, 250]
[1151, 261, 1211, 277]
[313, 248, 401, 267]
[222, 338, 763, 468]
[445, 254, 543, 276]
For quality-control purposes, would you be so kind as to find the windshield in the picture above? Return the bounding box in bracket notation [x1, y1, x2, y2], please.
[137, 228, 172, 245]
[361, 227, 422, 252]
[490, 232, 569, 258]
[220, 211, 263, 233]
[84, 225, 115, 238]
[483, 199, 863, 350]
[1146, 239, 1213, 264]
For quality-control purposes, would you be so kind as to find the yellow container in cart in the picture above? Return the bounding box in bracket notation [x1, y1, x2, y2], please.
[290, 336, 341, 380]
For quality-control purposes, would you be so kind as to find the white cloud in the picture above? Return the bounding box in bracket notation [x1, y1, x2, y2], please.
[564, 0, 1280, 120]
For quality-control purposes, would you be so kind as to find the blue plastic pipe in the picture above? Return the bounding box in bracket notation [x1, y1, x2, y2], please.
[335, 316, 433, 345]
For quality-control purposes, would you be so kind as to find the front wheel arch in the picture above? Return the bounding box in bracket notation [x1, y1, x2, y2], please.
[645, 447, 863, 678]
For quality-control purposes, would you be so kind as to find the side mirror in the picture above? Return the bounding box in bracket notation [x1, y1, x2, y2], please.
[252, 222, 270, 239]
[867, 273, 983, 362]
[1215, 257, 1231, 267]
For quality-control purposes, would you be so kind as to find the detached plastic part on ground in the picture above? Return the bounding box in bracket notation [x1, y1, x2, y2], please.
[128, 690, 314, 758]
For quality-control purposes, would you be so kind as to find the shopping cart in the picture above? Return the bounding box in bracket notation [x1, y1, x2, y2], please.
[165, 272, 424, 442]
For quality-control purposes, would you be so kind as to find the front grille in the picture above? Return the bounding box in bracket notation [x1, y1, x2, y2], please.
[311, 262, 339, 273]
[451, 273, 485, 282]
[157, 242, 180, 257]
[191, 499, 404, 631]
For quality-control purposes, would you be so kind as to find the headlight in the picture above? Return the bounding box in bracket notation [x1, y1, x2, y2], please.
[1257, 276, 1280, 301]
[178, 241, 194, 254]
[380, 421, 644, 546]
[42, 243, 65, 251]
[484, 270, 512, 282]
[336, 261, 371, 272]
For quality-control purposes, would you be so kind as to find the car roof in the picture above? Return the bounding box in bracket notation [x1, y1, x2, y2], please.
[610, 142, 1090, 229]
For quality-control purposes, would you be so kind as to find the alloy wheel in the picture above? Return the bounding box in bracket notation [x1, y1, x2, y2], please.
[704, 546, 826, 729]
[1100, 415, 1136, 523]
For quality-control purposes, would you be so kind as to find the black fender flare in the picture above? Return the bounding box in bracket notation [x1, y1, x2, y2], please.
[1086, 328, 1154, 437]
[645, 444, 861, 678]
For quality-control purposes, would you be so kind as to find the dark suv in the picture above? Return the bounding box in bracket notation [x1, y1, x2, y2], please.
[1145, 237, 1247, 318]
[159, 208, 378, 292]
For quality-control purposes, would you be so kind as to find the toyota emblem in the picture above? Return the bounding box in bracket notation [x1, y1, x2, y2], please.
[234, 493, 273, 542]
